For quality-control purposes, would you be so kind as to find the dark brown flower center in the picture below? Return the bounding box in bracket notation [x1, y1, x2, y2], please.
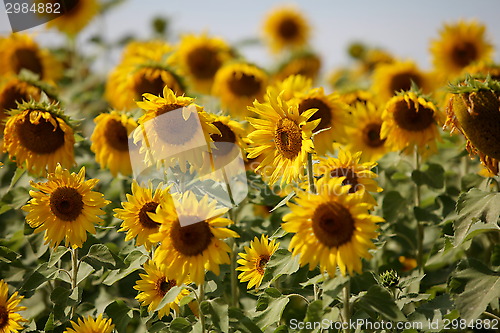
[0, 305, 8, 329]
[0, 85, 33, 111]
[228, 72, 262, 97]
[170, 219, 214, 256]
[451, 41, 478, 68]
[311, 202, 355, 248]
[256, 255, 270, 275]
[104, 119, 129, 152]
[210, 121, 237, 156]
[187, 46, 221, 80]
[12, 48, 43, 77]
[363, 122, 385, 148]
[330, 167, 359, 193]
[134, 75, 165, 99]
[274, 118, 303, 160]
[49, 186, 84, 221]
[17, 112, 66, 154]
[278, 18, 299, 40]
[392, 99, 435, 132]
[156, 277, 177, 297]
[298, 97, 332, 131]
[389, 72, 422, 94]
[138, 201, 160, 229]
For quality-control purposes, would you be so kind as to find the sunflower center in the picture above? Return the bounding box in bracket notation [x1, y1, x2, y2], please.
[255, 255, 270, 275]
[187, 46, 221, 79]
[363, 122, 385, 148]
[0, 85, 31, 112]
[393, 100, 435, 132]
[228, 72, 261, 97]
[278, 18, 299, 40]
[389, 72, 422, 94]
[311, 202, 355, 248]
[104, 119, 129, 152]
[17, 113, 66, 154]
[135, 75, 166, 99]
[330, 167, 359, 193]
[451, 42, 478, 68]
[156, 277, 177, 297]
[274, 118, 303, 160]
[153, 107, 199, 146]
[170, 219, 214, 256]
[0, 306, 8, 329]
[298, 98, 332, 131]
[49, 186, 84, 222]
[12, 48, 43, 77]
[138, 201, 161, 229]
[210, 121, 237, 156]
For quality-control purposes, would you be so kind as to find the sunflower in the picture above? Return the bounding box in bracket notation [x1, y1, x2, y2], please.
[372, 61, 432, 102]
[90, 111, 137, 177]
[314, 148, 382, 205]
[337, 90, 377, 108]
[262, 7, 310, 53]
[345, 102, 389, 162]
[359, 48, 395, 74]
[150, 191, 239, 285]
[266, 74, 312, 103]
[64, 314, 114, 333]
[121, 40, 175, 63]
[3, 100, 75, 176]
[282, 177, 384, 276]
[274, 51, 321, 82]
[0, 280, 27, 333]
[381, 92, 444, 157]
[0, 33, 61, 82]
[236, 235, 280, 289]
[114, 181, 173, 251]
[173, 33, 233, 94]
[208, 113, 247, 168]
[40, 0, 100, 36]
[22, 164, 109, 248]
[134, 260, 191, 318]
[445, 76, 500, 174]
[134, 86, 219, 172]
[292, 87, 349, 155]
[430, 20, 494, 78]
[212, 62, 268, 117]
[246, 89, 319, 187]
[462, 61, 500, 81]
[0, 77, 42, 128]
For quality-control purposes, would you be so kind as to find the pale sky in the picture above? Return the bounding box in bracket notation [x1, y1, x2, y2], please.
[1, 0, 500, 76]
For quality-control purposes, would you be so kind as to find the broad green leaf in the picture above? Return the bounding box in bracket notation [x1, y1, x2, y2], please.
[44, 312, 55, 332]
[103, 250, 148, 286]
[77, 261, 95, 285]
[83, 244, 116, 268]
[229, 307, 263, 333]
[411, 163, 444, 189]
[20, 263, 58, 292]
[491, 244, 500, 267]
[169, 317, 192, 333]
[0, 246, 20, 263]
[356, 285, 406, 322]
[408, 295, 455, 332]
[50, 286, 71, 305]
[265, 287, 282, 298]
[148, 322, 169, 333]
[414, 207, 441, 224]
[270, 191, 295, 212]
[300, 300, 323, 333]
[321, 275, 349, 306]
[261, 249, 300, 288]
[254, 295, 290, 330]
[382, 191, 406, 222]
[201, 298, 229, 332]
[453, 259, 500, 321]
[155, 286, 182, 311]
[105, 300, 132, 333]
[48, 247, 69, 268]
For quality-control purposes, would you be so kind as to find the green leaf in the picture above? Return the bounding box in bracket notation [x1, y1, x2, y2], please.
[408, 294, 455, 332]
[300, 300, 323, 333]
[414, 207, 441, 224]
[201, 298, 229, 332]
[265, 288, 282, 298]
[156, 286, 182, 311]
[169, 318, 192, 333]
[453, 259, 500, 321]
[20, 263, 58, 292]
[105, 300, 132, 333]
[270, 191, 295, 212]
[411, 163, 444, 189]
[83, 244, 116, 268]
[148, 322, 169, 333]
[44, 312, 55, 332]
[254, 295, 290, 330]
[0, 246, 20, 263]
[356, 285, 406, 322]
[76, 261, 95, 285]
[382, 191, 406, 222]
[229, 307, 263, 333]
[261, 249, 299, 288]
[491, 244, 500, 267]
[453, 189, 500, 246]
[103, 250, 148, 286]
[50, 286, 71, 305]
[48, 247, 69, 268]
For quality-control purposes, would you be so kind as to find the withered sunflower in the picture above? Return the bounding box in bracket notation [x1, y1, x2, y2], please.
[262, 6, 310, 53]
[3, 100, 75, 176]
[22, 164, 109, 248]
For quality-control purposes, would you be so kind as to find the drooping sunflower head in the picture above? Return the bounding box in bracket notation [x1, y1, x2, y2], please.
[266, 74, 312, 102]
[345, 101, 389, 162]
[150, 191, 239, 285]
[134, 260, 191, 318]
[381, 91, 444, 157]
[372, 61, 431, 102]
[274, 51, 321, 82]
[314, 148, 382, 205]
[212, 62, 268, 117]
[90, 111, 137, 176]
[262, 6, 310, 53]
[462, 61, 500, 81]
[246, 89, 319, 187]
[291, 87, 349, 154]
[0, 280, 27, 333]
[0, 77, 43, 128]
[22, 164, 109, 248]
[430, 20, 494, 78]
[0, 33, 62, 82]
[3, 100, 75, 176]
[63, 314, 114, 333]
[283, 177, 384, 276]
[208, 113, 247, 167]
[445, 76, 500, 174]
[236, 235, 280, 289]
[38, 0, 100, 36]
[115, 181, 173, 251]
[173, 33, 234, 94]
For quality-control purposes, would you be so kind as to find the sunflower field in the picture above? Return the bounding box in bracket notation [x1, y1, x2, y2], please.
[1, 1, 500, 332]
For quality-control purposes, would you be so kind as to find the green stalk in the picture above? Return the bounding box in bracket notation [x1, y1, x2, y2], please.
[414, 149, 424, 273]
[70, 248, 79, 318]
[307, 152, 317, 194]
[343, 279, 351, 333]
[199, 282, 206, 333]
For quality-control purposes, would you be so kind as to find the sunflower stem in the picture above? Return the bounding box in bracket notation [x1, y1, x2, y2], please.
[414, 149, 424, 273]
[229, 237, 238, 308]
[307, 152, 317, 194]
[70, 247, 79, 319]
[342, 279, 351, 333]
[199, 282, 206, 333]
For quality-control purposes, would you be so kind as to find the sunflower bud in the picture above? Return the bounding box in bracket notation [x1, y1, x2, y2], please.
[379, 269, 400, 288]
